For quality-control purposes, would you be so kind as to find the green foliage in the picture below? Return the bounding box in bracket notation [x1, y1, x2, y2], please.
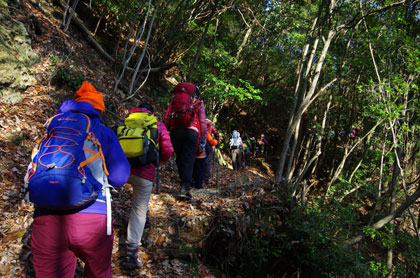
[186, 44, 265, 120]
[282, 203, 366, 277]
[48, 54, 60, 70]
[54, 66, 85, 90]
[9, 134, 24, 146]
[93, 0, 146, 28]
[47, 54, 84, 89]
[393, 232, 420, 277]
[204, 194, 372, 277]
[203, 74, 263, 103]
[157, 94, 171, 106]
[367, 261, 389, 278]
[205, 190, 420, 277]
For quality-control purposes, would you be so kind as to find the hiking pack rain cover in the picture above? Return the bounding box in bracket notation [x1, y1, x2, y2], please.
[165, 92, 201, 130]
[24, 111, 108, 210]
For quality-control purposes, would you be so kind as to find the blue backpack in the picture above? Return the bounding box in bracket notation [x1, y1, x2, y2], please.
[232, 130, 240, 147]
[24, 111, 109, 210]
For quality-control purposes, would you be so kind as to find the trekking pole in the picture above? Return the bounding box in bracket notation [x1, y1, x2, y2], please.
[215, 145, 219, 190]
[155, 165, 159, 194]
[211, 146, 216, 182]
[155, 151, 160, 194]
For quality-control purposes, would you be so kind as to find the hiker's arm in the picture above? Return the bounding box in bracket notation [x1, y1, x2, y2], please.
[157, 121, 173, 164]
[101, 127, 130, 186]
[211, 126, 220, 142]
[207, 132, 218, 146]
[197, 102, 207, 140]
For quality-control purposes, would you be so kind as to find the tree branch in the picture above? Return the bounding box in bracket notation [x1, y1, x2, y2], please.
[344, 184, 420, 248]
[344, 0, 410, 29]
[57, 0, 114, 62]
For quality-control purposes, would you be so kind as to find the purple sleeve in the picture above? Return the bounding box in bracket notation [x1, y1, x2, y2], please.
[100, 126, 130, 187]
[198, 101, 207, 139]
[211, 126, 220, 142]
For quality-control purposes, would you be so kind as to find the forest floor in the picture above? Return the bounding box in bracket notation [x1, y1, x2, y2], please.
[0, 1, 275, 277]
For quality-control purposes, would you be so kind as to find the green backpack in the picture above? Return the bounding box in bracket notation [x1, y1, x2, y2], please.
[117, 112, 159, 166]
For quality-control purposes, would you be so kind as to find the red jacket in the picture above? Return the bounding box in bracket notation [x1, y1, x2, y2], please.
[129, 108, 173, 181]
[165, 98, 207, 140]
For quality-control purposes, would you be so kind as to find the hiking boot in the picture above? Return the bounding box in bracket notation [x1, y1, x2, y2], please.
[180, 187, 192, 200]
[123, 246, 143, 269]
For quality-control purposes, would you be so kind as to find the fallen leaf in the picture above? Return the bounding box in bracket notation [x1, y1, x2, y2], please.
[168, 226, 175, 235]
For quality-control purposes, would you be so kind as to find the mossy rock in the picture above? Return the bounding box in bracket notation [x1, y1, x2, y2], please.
[0, 3, 39, 103]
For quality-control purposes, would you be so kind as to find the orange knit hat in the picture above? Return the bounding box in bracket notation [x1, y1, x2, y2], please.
[74, 81, 105, 112]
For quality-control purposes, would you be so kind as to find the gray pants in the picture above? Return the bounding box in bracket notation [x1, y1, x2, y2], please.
[127, 175, 153, 248]
[231, 148, 242, 170]
[203, 145, 213, 182]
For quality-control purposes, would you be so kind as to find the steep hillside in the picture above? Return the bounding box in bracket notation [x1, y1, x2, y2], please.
[0, 1, 276, 277]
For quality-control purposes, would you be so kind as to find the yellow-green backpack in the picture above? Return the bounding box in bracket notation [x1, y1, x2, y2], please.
[117, 112, 159, 166]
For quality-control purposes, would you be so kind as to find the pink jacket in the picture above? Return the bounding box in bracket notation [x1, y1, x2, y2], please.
[188, 100, 207, 140]
[129, 108, 173, 181]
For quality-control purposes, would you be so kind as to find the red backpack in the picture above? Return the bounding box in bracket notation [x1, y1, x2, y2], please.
[165, 84, 202, 131]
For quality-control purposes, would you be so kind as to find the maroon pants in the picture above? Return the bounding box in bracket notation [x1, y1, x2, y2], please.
[31, 213, 113, 278]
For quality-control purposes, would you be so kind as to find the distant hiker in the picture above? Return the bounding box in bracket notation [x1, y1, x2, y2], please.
[192, 122, 218, 189]
[164, 82, 207, 199]
[203, 119, 220, 184]
[250, 136, 257, 158]
[118, 102, 173, 269]
[349, 127, 360, 143]
[242, 135, 251, 169]
[257, 134, 268, 156]
[24, 81, 131, 277]
[229, 130, 243, 170]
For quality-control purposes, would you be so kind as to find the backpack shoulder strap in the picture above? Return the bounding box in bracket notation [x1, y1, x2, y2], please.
[79, 114, 109, 176]
[165, 99, 174, 120]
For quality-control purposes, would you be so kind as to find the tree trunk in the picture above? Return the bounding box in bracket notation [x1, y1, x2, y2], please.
[57, 0, 114, 62]
[275, 0, 339, 183]
[63, 0, 79, 32]
[114, 1, 151, 92]
[234, 18, 255, 67]
[128, 1, 161, 96]
[93, 14, 102, 36]
[274, 20, 317, 183]
[187, 4, 216, 82]
[325, 120, 383, 199]
[387, 149, 399, 277]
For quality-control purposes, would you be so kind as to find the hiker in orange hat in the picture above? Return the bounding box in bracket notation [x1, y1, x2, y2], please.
[74, 80, 107, 122]
[29, 80, 130, 278]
